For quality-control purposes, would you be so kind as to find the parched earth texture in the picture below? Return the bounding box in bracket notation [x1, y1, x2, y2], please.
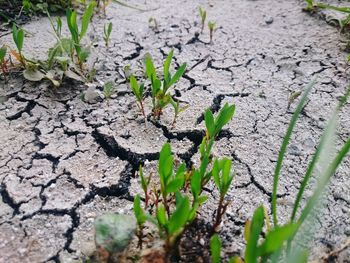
[0, 0, 350, 262]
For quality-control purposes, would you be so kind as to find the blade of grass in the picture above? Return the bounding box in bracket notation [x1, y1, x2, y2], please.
[271, 80, 314, 226]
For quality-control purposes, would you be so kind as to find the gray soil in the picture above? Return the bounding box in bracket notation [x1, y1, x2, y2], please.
[0, 0, 350, 262]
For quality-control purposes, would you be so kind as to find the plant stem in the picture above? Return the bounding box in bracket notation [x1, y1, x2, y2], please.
[213, 195, 224, 232]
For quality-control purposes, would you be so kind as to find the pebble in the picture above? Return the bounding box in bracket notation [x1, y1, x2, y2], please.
[265, 17, 274, 25]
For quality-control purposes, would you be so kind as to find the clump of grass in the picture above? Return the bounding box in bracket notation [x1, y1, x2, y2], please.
[103, 22, 113, 47]
[198, 6, 207, 34]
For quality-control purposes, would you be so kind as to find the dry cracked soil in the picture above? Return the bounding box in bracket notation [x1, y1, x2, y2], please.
[0, 0, 350, 262]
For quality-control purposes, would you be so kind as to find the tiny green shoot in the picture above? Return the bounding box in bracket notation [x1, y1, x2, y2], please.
[103, 22, 113, 47]
[199, 6, 207, 33]
[103, 81, 115, 101]
[12, 24, 25, 66]
[208, 21, 216, 44]
[133, 194, 147, 249]
[130, 74, 146, 119]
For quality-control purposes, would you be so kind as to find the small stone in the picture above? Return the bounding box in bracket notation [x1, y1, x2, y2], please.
[265, 17, 274, 24]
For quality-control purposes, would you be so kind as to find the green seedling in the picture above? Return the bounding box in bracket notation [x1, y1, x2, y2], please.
[103, 22, 113, 47]
[133, 194, 147, 249]
[210, 234, 221, 263]
[138, 165, 151, 207]
[130, 74, 146, 119]
[103, 81, 115, 101]
[199, 6, 207, 33]
[170, 98, 188, 127]
[12, 24, 25, 66]
[212, 158, 234, 232]
[208, 21, 216, 44]
[144, 49, 187, 119]
[0, 46, 9, 75]
[66, 1, 95, 67]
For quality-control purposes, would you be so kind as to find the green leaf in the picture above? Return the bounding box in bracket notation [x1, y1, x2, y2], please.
[80, 1, 95, 40]
[166, 177, 184, 193]
[198, 195, 208, 204]
[133, 195, 146, 225]
[168, 196, 190, 235]
[163, 49, 173, 84]
[156, 205, 167, 227]
[204, 109, 215, 138]
[212, 160, 221, 189]
[258, 224, 297, 256]
[144, 53, 156, 81]
[130, 74, 141, 99]
[159, 143, 173, 188]
[271, 80, 314, 226]
[139, 165, 147, 193]
[210, 234, 222, 263]
[191, 170, 201, 199]
[245, 206, 264, 263]
[0, 46, 6, 61]
[214, 103, 235, 136]
[168, 63, 186, 88]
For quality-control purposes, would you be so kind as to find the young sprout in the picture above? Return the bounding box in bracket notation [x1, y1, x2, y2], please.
[66, 1, 95, 67]
[103, 81, 115, 102]
[12, 24, 25, 66]
[130, 74, 146, 119]
[133, 194, 147, 249]
[144, 49, 187, 119]
[0, 46, 9, 75]
[212, 158, 234, 232]
[170, 98, 188, 127]
[208, 21, 216, 44]
[198, 6, 207, 33]
[103, 22, 113, 47]
[139, 165, 152, 208]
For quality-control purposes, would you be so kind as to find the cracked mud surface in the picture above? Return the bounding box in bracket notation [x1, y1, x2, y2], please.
[1, 0, 350, 262]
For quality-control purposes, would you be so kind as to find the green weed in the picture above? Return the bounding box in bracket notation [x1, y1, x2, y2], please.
[103, 81, 115, 100]
[198, 6, 207, 34]
[208, 21, 216, 44]
[103, 22, 113, 47]
[129, 74, 146, 119]
[66, 1, 95, 67]
[143, 49, 187, 120]
[12, 24, 25, 66]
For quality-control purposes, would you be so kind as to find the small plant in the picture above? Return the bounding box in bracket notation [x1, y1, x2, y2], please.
[0, 46, 9, 75]
[12, 24, 25, 66]
[66, 1, 95, 67]
[144, 49, 187, 119]
[199, 6, 207, 33]
[103, 22, 113, 47]
[103, 81, 115, 101]
[170, 98, 188, 127]
[133, 195, 147, 249]
[129, 74, 146, 119]
[208, 21, 216, 44]
[212, 158, 234, 232]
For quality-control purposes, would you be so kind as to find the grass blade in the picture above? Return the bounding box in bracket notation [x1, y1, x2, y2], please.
[271, 80, 314, 226]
